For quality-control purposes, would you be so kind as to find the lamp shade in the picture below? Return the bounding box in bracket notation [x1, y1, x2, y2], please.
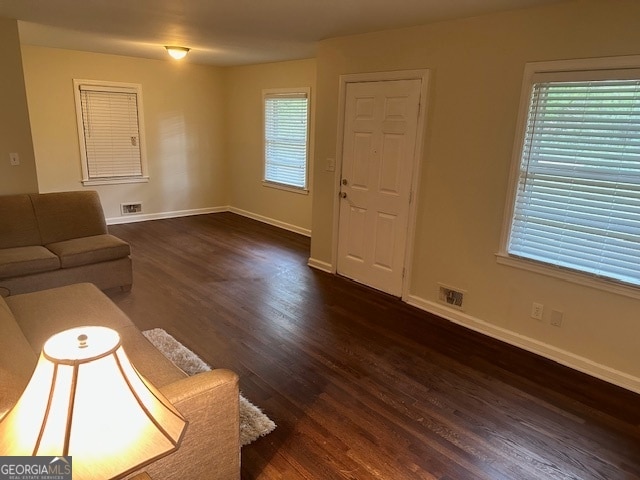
[0, 326, 187, 480]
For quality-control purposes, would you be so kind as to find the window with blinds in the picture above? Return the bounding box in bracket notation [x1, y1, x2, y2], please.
[503, 60, 640, 289]
[263, 89, 310, 191]
[73, 80, 148, 185]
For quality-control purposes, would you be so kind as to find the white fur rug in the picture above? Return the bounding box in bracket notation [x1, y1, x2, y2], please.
[142, 328, 276, 446]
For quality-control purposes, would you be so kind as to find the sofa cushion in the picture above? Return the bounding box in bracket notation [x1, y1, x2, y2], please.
[0, 246, 60, 279]
[30, 191, 108, 244]
[0, 194, 41, 249]
[0, 295, 38, 416]
[5, 283, 133, 352]
[46, 234, 131, 268]
[5, 283, 185, 388]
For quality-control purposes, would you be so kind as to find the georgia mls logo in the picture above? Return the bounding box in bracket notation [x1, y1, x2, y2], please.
[0, 456, 72, 480]
[48, 457, 72, 474]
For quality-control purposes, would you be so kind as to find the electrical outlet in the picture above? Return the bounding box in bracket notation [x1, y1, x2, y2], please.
[531, 302, 544, 320]
[9, 153, 20, 166]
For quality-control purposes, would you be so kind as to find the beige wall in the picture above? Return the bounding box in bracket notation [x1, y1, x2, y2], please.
[19, 46, 315, 231]
[0, 18, 37, 194]
[310, 0, 640, 389]
[6, 0, 640, 391]
[224, 59, 316, 234]
[21, 46, 228, 220]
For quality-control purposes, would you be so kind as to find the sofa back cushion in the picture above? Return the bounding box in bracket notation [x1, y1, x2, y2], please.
[0, 194, 41, 249]
[30, 191, 108, 245]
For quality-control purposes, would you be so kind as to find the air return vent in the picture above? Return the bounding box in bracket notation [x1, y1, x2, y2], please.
[121, 202, 142, 215]
[438, 284, 465, 310]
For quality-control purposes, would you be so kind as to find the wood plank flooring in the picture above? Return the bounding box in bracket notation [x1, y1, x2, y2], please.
[106, 213, 640, 480]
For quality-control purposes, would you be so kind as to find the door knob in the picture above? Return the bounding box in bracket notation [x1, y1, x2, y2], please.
[340, 192, 347, 199]
[342, 179, 348, 185]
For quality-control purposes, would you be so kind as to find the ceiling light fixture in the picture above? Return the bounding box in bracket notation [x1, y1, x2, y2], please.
[165, 46, 190, 60]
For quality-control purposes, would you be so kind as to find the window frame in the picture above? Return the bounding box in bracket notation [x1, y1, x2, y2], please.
[73, 79, 149, 186]
[498, 55, 640, 299]
[262, 87, 311, 194]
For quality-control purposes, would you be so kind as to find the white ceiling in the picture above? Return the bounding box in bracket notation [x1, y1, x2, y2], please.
[0, 0, 567, 66]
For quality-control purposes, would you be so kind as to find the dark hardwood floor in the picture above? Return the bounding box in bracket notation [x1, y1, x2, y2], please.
[107, 213, 640, 480]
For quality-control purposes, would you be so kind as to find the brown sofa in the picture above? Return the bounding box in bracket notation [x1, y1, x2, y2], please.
[0, 191, 132, 297]
[0, 282, 240, 479]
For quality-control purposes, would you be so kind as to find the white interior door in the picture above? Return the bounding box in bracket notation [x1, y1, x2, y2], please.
[337, 79, 422, 296]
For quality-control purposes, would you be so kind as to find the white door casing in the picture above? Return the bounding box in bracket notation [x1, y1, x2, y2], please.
[337, 78, 422, 296]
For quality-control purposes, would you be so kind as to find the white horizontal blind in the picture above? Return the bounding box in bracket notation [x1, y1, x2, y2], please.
[264, 92, 309, 189]
[509, 78, 640, 286]
[79, 85, 142, 179]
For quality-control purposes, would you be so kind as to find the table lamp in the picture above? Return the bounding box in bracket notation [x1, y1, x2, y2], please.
[0, 326, 187, 479]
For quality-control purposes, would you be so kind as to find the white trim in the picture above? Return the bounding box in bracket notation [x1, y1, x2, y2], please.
[82, 176, 149, 186]
[498, 62, 534, 255]
[307, 258, 333, 273]
[108, 206, 311, 237]
[332, 69, 430, 298]
[496, 253, 640, 300]
[228, 207, 311, 237]
[107, 207, 226, 225]
[73, 79, 149, 185]
[406, 293, 640, 395]
[104, 201, 640, 394]
[519, 54, 640, 75]
[498, 54, 640, 295]
[262, 87, 311, 191]
[262, 180, 309, 195]
[500, 55, 640, 253]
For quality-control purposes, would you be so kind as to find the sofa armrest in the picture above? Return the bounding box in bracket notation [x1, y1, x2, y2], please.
[128, 369, 240, 480]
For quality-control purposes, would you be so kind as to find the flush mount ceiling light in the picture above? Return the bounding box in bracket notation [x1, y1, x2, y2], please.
[165, 46, 190, 60]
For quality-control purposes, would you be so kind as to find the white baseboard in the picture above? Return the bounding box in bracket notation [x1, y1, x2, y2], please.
[108, 206, 311, 238]
[105, 204, 640, 394]
[107, 207, 226, 225]
[227, 207, 311, 237]
[406, 294, 640, 395]
[307, 257, 334, 273]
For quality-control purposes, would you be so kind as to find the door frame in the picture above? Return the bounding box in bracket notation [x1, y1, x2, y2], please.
[331, 69, 430, 300]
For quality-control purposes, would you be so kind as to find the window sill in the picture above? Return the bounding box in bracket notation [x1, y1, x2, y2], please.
[82, 176, 149, 186]
[495, 253, 640, 300]
[262, 181, 309, 195]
